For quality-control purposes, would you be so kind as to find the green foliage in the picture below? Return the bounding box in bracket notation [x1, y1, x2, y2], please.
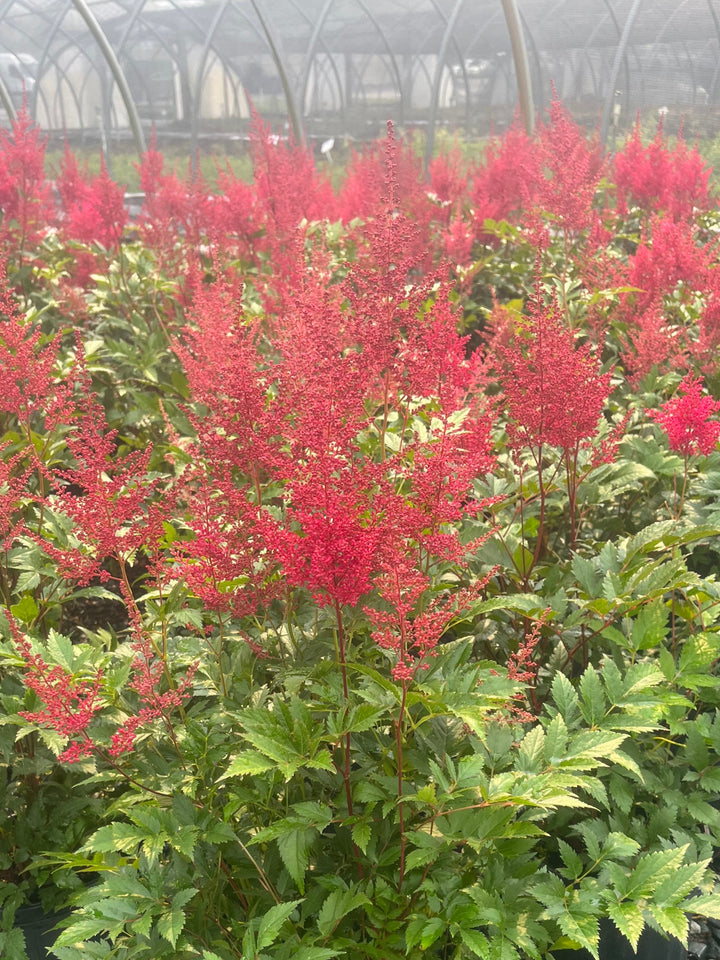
[3, 123, 720, 960]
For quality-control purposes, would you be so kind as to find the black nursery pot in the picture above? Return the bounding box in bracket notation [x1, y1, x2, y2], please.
[15, 902, 68, 960]
[552, 917, 687, 960]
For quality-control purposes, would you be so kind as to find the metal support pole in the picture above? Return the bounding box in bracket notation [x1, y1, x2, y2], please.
[249, 0, 304, 144]
[501, 0, 534, 134]
[600, 0, 643, 144]
[425, 0, 469, 170]
[70, 0, 146, 154]
[0, 71, 17, 123]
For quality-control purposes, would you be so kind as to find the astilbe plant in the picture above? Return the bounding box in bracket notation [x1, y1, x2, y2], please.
[0, 106, 53, 269]
[470, 120, 543, 245]
[613, 120, 711, 220]
[495, 282, 614, 574]
[535, 95, 605, 236]
[5, 107, 720, 960]
[648, 374, 720, 518]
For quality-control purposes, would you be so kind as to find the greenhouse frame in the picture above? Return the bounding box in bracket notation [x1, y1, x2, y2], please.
[0, 0, 719, 158]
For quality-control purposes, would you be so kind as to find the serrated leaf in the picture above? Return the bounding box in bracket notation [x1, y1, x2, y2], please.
[544, 714, 568, 763]
[46, 630, 77, 671]
[317, 889, 369, 938]
[276, 828, 314, 893]
[257, 899, 302, 950]
[659, 647, 676, 680]
[630, 599, 668, 650]
[607, 902, 644, 950]
[292, 948, 342, 960]
[419, 916, 446, 949]
[87, 823, 147, 855]
[626, 846, 688, 898]
[572, 554, 601, 597]
[551, 672, 579, 722]
[557, 839, 583, 878]
[683, 893, 720, 918]
[290, 801, 332, 830]
[172, 888, 198, 911]
[517, 725, 545, 772]
[346, 704, 386, 732]
[157, 909, 185, 947]
[579, 667, 606, 726]
[603, 832, 640, 859]
[460, 927, 490, 958]
[221, 752, 277, 779]
[54, 918, 112, 947]
[649, 906, 688, 943]
[352, 821, 371, 854]
[557, 912, 599, 959]
[655, 860, 709, 904]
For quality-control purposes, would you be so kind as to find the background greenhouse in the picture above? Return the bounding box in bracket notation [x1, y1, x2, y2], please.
[1, 0, 719, 168]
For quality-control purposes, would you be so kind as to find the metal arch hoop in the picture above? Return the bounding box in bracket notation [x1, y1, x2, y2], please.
[706, 0, 720, 100]
[249, 0, 304, 143]
[600, 0, 644, 143]
[501, 0, 534, 134]
[69, 0, 146, 153]
[299, 0, 345, 121]
[354, 0, 405, 124]
[425, 0, 466, 169]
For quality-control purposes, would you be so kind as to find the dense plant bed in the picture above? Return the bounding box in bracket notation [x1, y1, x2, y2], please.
[2, 104, 720, 959]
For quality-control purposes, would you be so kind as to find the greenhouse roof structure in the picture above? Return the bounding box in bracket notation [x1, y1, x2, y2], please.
[0, 0, 718, 157]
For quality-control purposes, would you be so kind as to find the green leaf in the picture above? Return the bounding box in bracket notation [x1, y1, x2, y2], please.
[557, 839, 583, 879]
[276, 828, 315, 893]
[54, 918, 114, 947]
[659, 647, 675, 681]
[221, 751, 277, 779]
[626, 846, 689, 898]
[607, 902, 644, 950]
[257, 899, 303, 950]
[46, 630, 77, 671]
[544, 714, 568, 763]
[10, 594, 39, 625]
[419, 916, 446, 950]
[572, 555, 601, 597]
[317, 889, 369, 938]
[352, 821, 371, 855]
[579, 667, 606, 726]
[649, 906, 688, 943]
[517, 725, 545, 773]
[157, 909, 185, 948]
[551, 672, 579, 723]
[603, 832, 640, 859]
[292, 948, 343, 960]
[557, 912, 599, 959]
[460, 927, 490, 958]
[683, 893, 720, 918]
[629, 599, 668, 651]
[655, 860, 709, 904]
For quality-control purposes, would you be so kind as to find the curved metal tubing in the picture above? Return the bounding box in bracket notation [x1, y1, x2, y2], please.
[706, 0, 720, 99]
[0, 69, 17, 122]
[425, 0, 466, 168]
[500, 0, 534, 134]
[425, 0, 471, 138]
[30, 0, 72, 119]
[354, 0, 405, 123]
[249, 0, 304, 143]
[600, 0, 644, 143]
[189, 0, 234, 155]
[299, 0, 340, 116]
[69, 0, 146, 153]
